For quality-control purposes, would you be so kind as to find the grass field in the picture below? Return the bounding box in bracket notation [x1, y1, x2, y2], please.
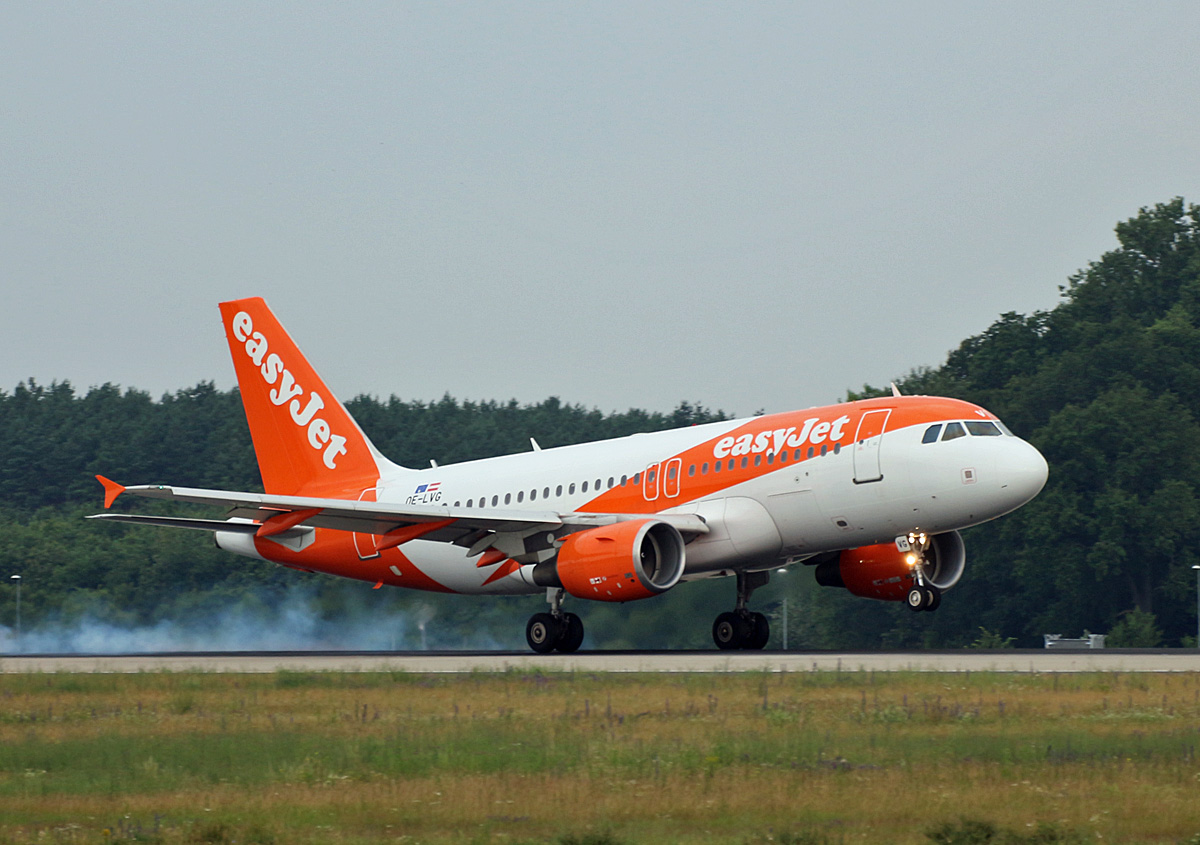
[1, 669, 1199, 844]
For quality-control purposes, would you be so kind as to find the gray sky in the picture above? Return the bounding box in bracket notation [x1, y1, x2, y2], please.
[3, 2, 1198, 417]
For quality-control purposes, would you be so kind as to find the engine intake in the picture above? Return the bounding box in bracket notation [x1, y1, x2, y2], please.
[533, 519, 685, 602]
[815, 530, 966, 601]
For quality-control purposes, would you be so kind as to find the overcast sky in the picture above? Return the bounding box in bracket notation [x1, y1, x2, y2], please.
[3, 2, 1198, 418]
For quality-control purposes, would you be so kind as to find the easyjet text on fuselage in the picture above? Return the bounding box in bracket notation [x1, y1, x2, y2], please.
[712, 414, 851, 459]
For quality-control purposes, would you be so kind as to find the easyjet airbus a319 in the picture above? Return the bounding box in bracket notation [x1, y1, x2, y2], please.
[90, 297, 1048, 652]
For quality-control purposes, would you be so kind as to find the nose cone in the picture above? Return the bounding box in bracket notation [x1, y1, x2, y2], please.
[999, 439, 1049, 512]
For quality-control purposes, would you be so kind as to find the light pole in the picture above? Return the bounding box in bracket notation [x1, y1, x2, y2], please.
[1192, 565, 1200, 648]
[9, 575, 20, 645]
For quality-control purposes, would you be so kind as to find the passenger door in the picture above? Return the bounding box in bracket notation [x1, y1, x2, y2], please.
[852, 409, 891, 484]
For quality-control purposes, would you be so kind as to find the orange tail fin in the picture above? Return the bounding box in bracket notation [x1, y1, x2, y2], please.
[219, 297, 393, 496]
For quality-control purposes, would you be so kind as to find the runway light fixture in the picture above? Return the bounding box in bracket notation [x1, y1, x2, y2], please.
[9, 574, 20, 645]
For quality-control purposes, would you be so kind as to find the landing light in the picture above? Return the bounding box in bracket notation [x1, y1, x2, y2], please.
[905, 554, 917, 566]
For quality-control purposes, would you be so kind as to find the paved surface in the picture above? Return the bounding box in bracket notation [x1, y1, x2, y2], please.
[2, 649, 1199, 673]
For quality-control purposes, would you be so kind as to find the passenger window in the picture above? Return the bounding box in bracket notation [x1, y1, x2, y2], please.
[556, 485, 563, 497]
[702, 462, 709, 474]
[688, 464, 696, 477]
[922, 424, 942, 444]
[820, 444, 827, 456]
[740, 457, 748, 469]
[833, 444, 840, 455]
[530, 489, 536, 501]
[517, 491, 524, 503]
[794, 449, 802, 461]
[620, 475, 628, 486]
[582, 481, 589, 493]
[595, 478, 602, 489]
[569, 483, 575, 495]
[467, 499, 473, 508]
[492, 495, 498, 507]
[780, 451, 789, 463]
[942, 422, 966, 442]
[767, 452, 775, 465]
[965, 421, 1002, 437]
[504, 493, 512, 505]
[754, 454, 761, 467]
[714, 461, 721, 473]
[728, 459, 736, 470]
[454, 501, 460, 508]
[667, 466, 677, 480]
[632, 473, 641, 485]
[807, 447, 814, 458]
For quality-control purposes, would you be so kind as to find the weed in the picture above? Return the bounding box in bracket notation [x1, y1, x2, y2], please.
[926, 819, 1087, 844]
[557, 833, 626, 845]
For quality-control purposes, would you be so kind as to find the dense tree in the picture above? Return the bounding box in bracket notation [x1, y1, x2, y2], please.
[4, 199, 1200, 648]
[883, 198, 1200, 646]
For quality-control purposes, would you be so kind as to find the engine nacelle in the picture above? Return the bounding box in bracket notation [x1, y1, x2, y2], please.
[533, 519, 685, 602]
[815, 531, 966, 602]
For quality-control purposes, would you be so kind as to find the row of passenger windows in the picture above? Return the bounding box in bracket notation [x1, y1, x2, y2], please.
[450, 442, 843, 508]
[921, 420, 1005, 444]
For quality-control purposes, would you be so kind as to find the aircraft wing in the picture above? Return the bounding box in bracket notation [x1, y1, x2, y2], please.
[88, 479, 709, 554]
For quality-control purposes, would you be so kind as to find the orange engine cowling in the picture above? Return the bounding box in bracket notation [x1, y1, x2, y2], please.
[533, 519, 686, 602]
[815, 531, 966, 601]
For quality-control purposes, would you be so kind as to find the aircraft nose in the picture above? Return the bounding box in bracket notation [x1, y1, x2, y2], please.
[1001, 440, 1049, 506]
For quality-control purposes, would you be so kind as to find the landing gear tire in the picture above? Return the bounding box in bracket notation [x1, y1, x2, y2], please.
[713, 611, 751, 650]
[526, 612, 562, 653]
[923, 587, 941, 612]
[747, 612, 770, 650]
[555, 612, 585, 653]
[907, 587, 927, 612]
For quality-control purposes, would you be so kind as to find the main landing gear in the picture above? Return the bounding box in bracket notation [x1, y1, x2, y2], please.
[712, 571, 771, 650]
[526, 589, 584, 654]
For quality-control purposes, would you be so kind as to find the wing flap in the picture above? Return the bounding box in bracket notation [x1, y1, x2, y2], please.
[85, 513, 311, 541]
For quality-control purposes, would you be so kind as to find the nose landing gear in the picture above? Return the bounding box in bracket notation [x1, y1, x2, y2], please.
[526, 589, 585, 653]
[712, 571, 771, 650]
[901, 532, 942, 612]
[906, 584, 941, 612]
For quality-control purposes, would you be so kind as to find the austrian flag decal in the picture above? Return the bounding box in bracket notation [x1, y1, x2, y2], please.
[407, 482, 442, 505]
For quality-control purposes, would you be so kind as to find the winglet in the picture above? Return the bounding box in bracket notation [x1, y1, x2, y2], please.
[96, 475, 125, 509]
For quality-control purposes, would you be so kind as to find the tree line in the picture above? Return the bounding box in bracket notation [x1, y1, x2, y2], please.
[2, 199, 1199, 649]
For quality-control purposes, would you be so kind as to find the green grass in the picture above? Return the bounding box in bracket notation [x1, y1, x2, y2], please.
[1, 670, 1199, 843]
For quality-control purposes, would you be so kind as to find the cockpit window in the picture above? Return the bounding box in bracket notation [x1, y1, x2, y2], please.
[922, 424, 942, 444]
[965, 420, 1002, 437]
[995, 419, 1014, 436]
[941, 422, 966, 442]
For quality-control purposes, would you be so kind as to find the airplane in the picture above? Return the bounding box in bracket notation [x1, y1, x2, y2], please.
[89, 296, 1049, 652]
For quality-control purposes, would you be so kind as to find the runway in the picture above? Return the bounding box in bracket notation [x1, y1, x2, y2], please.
[2, 649, 1200, 673]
